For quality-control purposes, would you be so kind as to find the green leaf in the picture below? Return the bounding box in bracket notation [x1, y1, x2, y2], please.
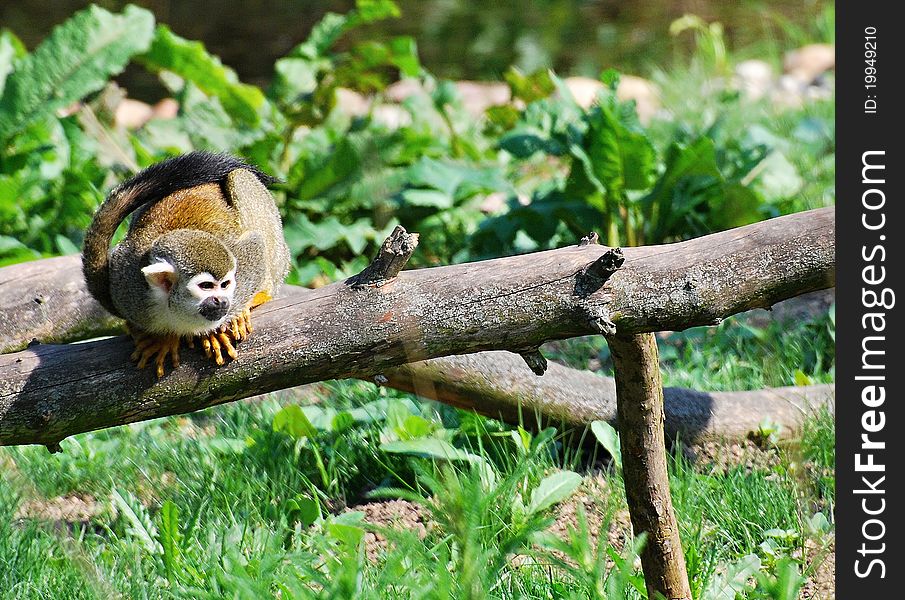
[704, 554, 761, 600]
[499, 132, 564, 158]
[388, 36, 420, 77]
[754, 150, 803, 199]
[0, 235, 39, 266]
[172, 81, 266, 150]
[806, 511, 831, 535]
[381, 438, 480, 463]
[708, 183, 763, 231]
[0, 29, 27, 97]
[0, 5, 155, 143]
[286, 495, 321, 527]
[401, 188, 454, 209]
[406, 157, 510, 200]
[599, 67, 620, 88]
[527, 471, 582, 514]
[111, 488, 161, 554]
[794, 369, 814, 387]
[395, 414, 436, 439]
[326, 522, 365, 549]
[584, 102, 656, 197]
[285, 12, 349, 60]
[54, 235, 79, 256]
[640, 136, 722, 240]
[159, 500, 182, 584]
[355, 0, 401, 23]
[591, 420, 622, 470]
[504, 67, 555, 103]
[139, 25, 267, 125]
[273, 405, 319, 439]
[294, 138, 361, 200]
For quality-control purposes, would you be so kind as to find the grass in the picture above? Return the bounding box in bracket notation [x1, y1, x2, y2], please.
[0, 307, 835, 599]
[546, 301, 835, 392]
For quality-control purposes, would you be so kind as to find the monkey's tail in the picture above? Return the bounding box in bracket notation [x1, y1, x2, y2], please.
[82, 151, 277, 317]
[82, 182, 150, 317]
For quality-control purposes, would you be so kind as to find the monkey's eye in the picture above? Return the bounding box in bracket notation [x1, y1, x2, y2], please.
[198, 281, 216, 290]
[220, 280, 231, 289]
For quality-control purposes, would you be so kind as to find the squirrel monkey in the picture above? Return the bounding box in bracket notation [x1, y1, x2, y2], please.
[82, 152, 290, 377]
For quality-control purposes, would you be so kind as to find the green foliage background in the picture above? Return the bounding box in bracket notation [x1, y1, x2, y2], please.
[0, 2, 835, 598]
[0, 1, 833, 281]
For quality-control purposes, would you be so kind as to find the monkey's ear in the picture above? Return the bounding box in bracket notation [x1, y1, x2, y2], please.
[142, 261, 177, 293]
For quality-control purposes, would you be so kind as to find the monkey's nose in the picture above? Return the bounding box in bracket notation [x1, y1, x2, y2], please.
[200, 296, 230, 321]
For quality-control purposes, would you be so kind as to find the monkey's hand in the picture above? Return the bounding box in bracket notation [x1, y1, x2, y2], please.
[188, 306, 251, 366]
[188, 291, 271, 365]
[127, 324, 181, 378]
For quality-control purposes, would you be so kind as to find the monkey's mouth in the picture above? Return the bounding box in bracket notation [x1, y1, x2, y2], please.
[199, 297, 230, 321]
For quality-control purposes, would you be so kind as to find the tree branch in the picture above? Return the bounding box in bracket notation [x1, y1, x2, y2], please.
[0, 208, 834, 447]
[609, 332, 691, 600]
[383, 352, 834, 441]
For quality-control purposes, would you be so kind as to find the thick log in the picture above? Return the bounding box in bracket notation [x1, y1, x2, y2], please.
[384, 352, 834, 442]
[0, 264, 834, 444]
[0, 208, 835, 447]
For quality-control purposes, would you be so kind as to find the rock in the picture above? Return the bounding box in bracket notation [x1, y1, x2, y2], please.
[734, 59, 775, 100]
[784, 43, 835, 83]
[385, 78, 428, 103]
[563, 75, 660, 123]
[564, 76, 603, 108]
[454, 80, 511, 115]
[114, 98, 154, 129]
[615, 74, 660, 123]
[335, 87, 371, 117]
[772, 74, 808, 108]
[152, 98, 179, 120]
[371, 104, 412, 129]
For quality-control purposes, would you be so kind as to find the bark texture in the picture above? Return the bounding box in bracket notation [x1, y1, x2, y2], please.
[0, 208, 835, 448]
[609, 333, 691, 600]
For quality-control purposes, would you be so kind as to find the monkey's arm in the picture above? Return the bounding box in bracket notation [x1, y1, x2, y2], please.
[225, 169, 291, 297]
[232, 230, 268, 310]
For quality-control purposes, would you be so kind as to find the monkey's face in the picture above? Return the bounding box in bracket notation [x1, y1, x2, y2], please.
[142, 260, 237, 335]
[141, 231, 239, 335]
[188, 271, 235, 323]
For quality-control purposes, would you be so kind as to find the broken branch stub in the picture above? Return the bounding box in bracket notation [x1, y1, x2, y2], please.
[351, 226, 419, 289]
[518, 348, 548, 376]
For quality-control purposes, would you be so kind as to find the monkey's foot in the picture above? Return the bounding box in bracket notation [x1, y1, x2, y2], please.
[128, 328, 181, 378]
[250, 291, 272, 309]
[190, 323, 240, 366]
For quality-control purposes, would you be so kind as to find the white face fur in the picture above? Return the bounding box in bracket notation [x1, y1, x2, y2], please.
[186, 270, 236, 301]
[141, 259, 237, 335]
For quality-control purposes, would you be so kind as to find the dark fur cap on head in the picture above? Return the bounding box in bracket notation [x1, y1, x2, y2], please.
[150, 229, 236, 281]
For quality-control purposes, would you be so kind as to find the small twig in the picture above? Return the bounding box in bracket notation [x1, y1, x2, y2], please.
[579, 232, 599, 246]
[588, 308, 617, 336]
[351, 226, 420, 289]
[575, 247, 624, 298]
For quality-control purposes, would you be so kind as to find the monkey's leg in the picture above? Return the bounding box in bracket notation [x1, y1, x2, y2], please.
[126, 324, 181, 378]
